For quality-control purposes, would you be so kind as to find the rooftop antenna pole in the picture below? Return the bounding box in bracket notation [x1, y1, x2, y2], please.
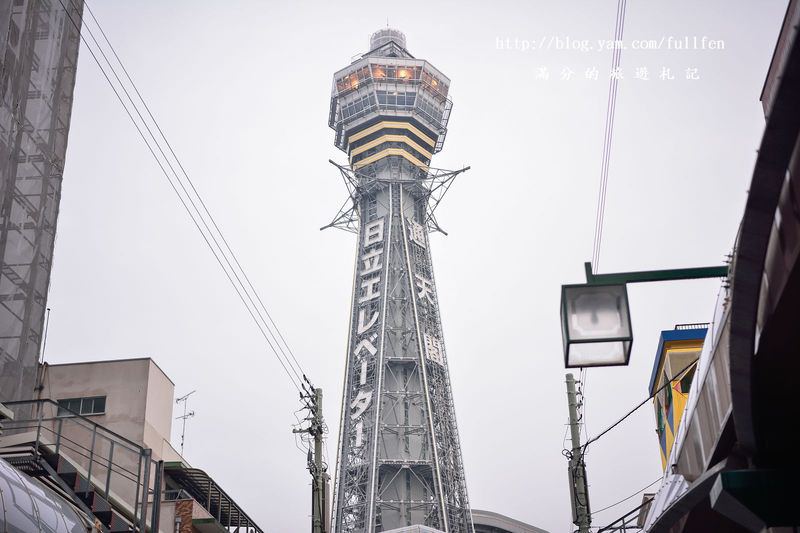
[175, 390, 196, 457]
[40, 307, 51, 365]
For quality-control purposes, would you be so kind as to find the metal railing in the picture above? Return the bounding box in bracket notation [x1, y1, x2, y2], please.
[674, 322, 710, 331]
[163, 488, 192, 501]
[596, 498, 651, 532]
[0, 398, 160, 532]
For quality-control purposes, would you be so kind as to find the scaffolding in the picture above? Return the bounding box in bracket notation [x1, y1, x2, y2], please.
[0, 0, 84, 403]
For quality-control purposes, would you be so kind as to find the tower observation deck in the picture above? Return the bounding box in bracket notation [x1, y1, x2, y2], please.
[326, 29, 473, 533]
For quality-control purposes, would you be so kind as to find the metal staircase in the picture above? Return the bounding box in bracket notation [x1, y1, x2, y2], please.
[0, 399, 160, 533]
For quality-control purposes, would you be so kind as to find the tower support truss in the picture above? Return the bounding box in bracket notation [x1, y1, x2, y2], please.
[329, 166, 472, 533]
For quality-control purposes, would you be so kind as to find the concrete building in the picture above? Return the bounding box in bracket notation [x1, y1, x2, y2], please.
[0, 0, 84, 404]
[1, 357, 263, 532]
[40, 358, 182, 464]
[648, 326, 707, 471]
[641, 0, 800, 530]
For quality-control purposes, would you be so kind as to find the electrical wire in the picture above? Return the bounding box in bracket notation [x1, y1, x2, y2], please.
[580, 358, 698, 458]
[291, 406, 313, 455]
[80, 1, 309, 386]
[592, 477, 661, 515]
[77, 0, 305, 388]
[578, 367, 589, 440]
[591, 0, 628, 271]
[54, 0, 308, 393]
[580, 368, 590, 444]
[78, 0, 306, 387]
[592, 0, 625, 270]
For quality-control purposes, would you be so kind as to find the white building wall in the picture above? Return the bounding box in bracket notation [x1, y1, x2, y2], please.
[43, 357, 178, 460]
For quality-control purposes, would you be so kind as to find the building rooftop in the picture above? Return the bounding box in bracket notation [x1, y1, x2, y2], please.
[163, 462, 263, 532]
[472, 509, 550, 533]
[45, 356, 175, 385]
[648, 325, 708, 395]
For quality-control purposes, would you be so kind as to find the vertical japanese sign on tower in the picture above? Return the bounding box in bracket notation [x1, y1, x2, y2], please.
[350, 217, 385, 448]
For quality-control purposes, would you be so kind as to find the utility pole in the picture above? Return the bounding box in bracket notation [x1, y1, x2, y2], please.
[566, 373, 591, 533]
[295, 382, 329, 533]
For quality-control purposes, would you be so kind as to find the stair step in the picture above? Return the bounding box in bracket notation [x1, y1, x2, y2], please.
[47, 454, 81, 489]
[107, 510, 133, 532]
[74, 473, 91, 494]
[77, 490, 112, 515]
[0, 444, 37, 456]
[4, 442, 145, 533]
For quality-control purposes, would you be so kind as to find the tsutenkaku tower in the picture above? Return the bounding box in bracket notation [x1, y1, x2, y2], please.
[325, 29, 473, 533]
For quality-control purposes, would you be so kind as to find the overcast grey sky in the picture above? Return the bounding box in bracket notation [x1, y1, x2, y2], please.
[44, 1, 788, 531]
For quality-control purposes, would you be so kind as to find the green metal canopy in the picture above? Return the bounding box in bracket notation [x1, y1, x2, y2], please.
[163, 462, 263, 533]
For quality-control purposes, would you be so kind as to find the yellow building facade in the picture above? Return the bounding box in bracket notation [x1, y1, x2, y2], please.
[649, 325, 708, 470]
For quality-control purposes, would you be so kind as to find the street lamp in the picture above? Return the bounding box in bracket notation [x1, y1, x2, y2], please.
[560, 262, 728, 368]
[559, 260, 729, 533]
[561, 282, 632, 368]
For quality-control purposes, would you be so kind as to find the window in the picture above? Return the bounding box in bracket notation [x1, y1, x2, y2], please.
[341, 93, 377, 121]
[336, 66, 374, 94]
[655, 399, 665, 437]
[416, 94, 445, 125]
[679, 364, 697, 394]
[663, 371, 673, 414]
[421, 69, 449, 98]
[376, 90, 416, 107]
[57, 396, 106, 417]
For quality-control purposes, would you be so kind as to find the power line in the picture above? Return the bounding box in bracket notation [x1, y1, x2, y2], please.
[592, 0, 624, 269]
[79, 1, 309, 386]
[580, 358, 698, 458]
[591, 0, 628, 271]
[55, 0, 308, 392]
[592, 477, 660, 515]
[578, 367, 589, 444]
[593, 0, 626, 270]
[77, 1, 304, 384]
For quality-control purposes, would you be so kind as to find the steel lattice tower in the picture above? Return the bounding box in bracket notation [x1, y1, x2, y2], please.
[326, 29, 473, 533]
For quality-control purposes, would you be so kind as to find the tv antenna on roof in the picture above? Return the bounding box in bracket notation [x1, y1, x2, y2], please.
[175, 390, 196, 456]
